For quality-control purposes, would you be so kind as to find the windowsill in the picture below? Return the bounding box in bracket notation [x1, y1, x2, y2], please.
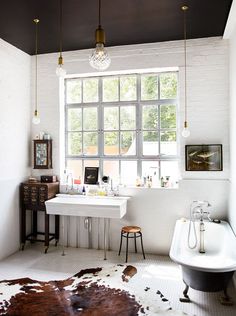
[59, 183, 179, 195]
[119, 185, 179, 190]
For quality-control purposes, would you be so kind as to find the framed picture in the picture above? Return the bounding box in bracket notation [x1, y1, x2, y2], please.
[84, 167, 99, 184]
[185, 144, 223, 171]
[33, 140, 52, 169]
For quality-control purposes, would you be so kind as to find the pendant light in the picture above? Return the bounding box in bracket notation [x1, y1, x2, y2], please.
[32, 19, 40, 125]
[89, 0, 111, 70]
[181, 5, 190, 138]
[56, 0, 66, 77]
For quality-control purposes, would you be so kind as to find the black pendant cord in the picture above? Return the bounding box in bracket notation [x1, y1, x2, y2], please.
[35, 19, 39, 113]
[183, 7, 187, 125]
[59, 0, 63, 57]
[98, 0, 101, 28]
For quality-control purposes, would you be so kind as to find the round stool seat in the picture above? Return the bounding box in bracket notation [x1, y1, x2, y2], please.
[122, 226, 141, 233]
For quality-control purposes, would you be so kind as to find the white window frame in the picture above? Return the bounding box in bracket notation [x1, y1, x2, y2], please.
[64, 71, 179, 182]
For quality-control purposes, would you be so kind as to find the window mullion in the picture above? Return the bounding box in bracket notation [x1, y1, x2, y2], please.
[137, 74, 141, 178]
[158, 104, 161, 158]
[98, 77, 103, 159]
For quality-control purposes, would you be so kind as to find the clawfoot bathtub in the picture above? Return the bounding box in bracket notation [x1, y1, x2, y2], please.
[170, 219, 236, 303]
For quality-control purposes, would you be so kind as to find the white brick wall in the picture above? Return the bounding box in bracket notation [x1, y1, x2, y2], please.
[228, 27, 236, 234]
[0, 38, 31, 260]
[31, 37, 230, 254]
[32, 36, 229, 180]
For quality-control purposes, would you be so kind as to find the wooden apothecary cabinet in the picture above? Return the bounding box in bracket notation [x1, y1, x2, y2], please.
[20, 181, 59, 253]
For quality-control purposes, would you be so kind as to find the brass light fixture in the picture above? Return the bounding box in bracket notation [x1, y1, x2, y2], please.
[181, 5, 190, 138]
[56, 0, 66, 77]
[32, 19, 40, 125]
[89, 0, 111, 70]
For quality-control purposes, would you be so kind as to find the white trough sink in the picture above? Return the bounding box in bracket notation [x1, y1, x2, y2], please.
[45, 194, 129, 219]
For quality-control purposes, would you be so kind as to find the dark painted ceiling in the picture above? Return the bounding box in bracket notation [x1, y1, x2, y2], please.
[0, 0, 232, 55]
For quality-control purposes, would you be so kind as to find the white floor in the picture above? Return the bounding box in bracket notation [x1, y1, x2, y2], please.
[0, 244, 236, 316]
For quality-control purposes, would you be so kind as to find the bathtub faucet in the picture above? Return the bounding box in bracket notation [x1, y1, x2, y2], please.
[191, 200, 211, 222]
[190, 201, 211, 253]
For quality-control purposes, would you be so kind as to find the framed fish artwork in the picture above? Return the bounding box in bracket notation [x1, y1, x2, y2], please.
[185, 144, 223, 171]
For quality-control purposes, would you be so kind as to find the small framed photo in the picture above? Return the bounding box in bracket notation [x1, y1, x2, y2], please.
[84, 167, 99, 184]
[185, 144, 223, 171]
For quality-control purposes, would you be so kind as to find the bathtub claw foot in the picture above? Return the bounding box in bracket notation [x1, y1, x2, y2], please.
[180, 296, 191, 303]
[220, 289, 233, 306]
[180, 285, 191, 303]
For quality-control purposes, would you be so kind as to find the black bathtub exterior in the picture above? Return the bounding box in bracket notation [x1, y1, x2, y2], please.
[182, 266, 235, 292]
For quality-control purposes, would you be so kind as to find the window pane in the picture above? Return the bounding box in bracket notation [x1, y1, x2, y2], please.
[66, 159, 82, 179]
[103, 160, 119, 182]
[120, 76, 137, 101]
[160, 105, 176, 128]
[83, 107, 97, 130]
[84, 160, 99, 168]
[141, 75, 158, 100]
[103, 77, 119, 102]
[66, 79, 81, 104]
[160, 161, 179, 182]
[143, 131, 159, 155]
[68, 132, 82, 155]
[104, 132, 119, 155]
[160, 73, 177, 99]
[160, 131, 177, 155]
[121, 161, 137, 185]
[68, 108, 82, 131]
[142, 105, 158, 130]
[83, 78, 98, 103]
[104, 107, 119, 130]
[84, 132, 98, 155]
[120, 106, 136, 130]
[142, 161, 159, 178]
[121, 131, 136, 155]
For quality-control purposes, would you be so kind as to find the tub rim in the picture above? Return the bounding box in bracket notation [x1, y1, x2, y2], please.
[169, 219, 236, 273]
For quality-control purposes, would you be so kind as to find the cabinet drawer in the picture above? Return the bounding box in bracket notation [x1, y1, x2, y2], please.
[21, 182, 59, 209]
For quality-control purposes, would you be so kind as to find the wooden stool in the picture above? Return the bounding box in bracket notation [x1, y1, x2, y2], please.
[118, 226, 146, 262]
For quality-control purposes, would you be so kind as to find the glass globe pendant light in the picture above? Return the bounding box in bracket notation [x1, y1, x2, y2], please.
[181, 5, 190, 138]
[56, 0, 66, 77]
[89, 0, 111, 70]
[32, 19, 40, 125]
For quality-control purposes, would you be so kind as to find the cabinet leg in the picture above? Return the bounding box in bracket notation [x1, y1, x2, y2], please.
[20, 243, 25, 251]
[45, 213, 50, 252]
[32, 211, 38, 241]
[20, 207, 26, 246]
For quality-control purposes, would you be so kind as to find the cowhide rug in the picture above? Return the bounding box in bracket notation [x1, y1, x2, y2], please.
[0, 264, 189, 316]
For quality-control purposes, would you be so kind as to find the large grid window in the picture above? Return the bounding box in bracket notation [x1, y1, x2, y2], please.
[65, 72, 178, 185]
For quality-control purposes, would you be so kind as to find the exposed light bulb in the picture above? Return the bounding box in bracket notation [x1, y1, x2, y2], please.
[182, 127, 190, 138]
[89, 43, 111, 71]
[32, 110, 40, 125]
[182, 122, 190, 137]
[56, 64, 66, 77]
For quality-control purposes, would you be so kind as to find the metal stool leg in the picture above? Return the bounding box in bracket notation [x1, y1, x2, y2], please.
[140, 232, 146, 259]
[118, 231, 123, 256]
[126, 233, 129, 263]
[134, 233, 137, 253]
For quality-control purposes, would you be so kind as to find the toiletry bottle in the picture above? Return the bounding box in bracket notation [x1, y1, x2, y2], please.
[82, 185, 86, 195]
[152, 172, 158, 187]
[161, 177, 164, 187]
[62, 169, 67, 184]
[147, 176, 152, 188]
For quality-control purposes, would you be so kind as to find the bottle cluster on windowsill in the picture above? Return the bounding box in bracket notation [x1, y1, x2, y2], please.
[135, 174, 178, 188]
